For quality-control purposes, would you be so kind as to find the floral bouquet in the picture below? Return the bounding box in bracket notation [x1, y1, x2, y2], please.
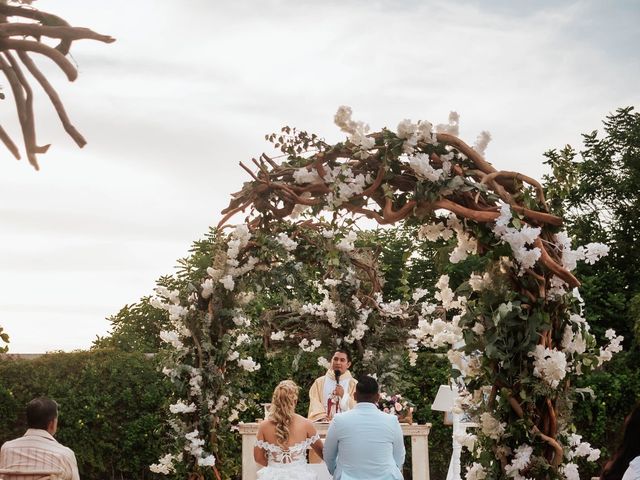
[378, 392, 414, 424]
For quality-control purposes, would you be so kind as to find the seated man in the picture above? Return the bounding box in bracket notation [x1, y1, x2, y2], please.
[323, 375, 405, 480]
[0, 397, 80, 480]
[308, 349, 357, 422]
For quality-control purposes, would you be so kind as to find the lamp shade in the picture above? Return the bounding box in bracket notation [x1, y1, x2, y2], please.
[431, 384, 455, 412]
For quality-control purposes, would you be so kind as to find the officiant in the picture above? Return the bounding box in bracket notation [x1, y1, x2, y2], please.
[308, 349, 357, 422]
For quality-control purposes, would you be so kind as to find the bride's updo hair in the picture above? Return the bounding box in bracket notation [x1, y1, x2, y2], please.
[269, 380, 299, 447]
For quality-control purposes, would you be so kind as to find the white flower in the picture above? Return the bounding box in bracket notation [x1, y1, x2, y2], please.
[548, 275, 568, 299]
[235, 333, 251, 347]
[505, 444, 533, 478]
[561, 326, 587, 355]
[435, 275, 460, 310]
[408, 153, 443, 182]
[219, 275, 235, 291]
[598, 329, 624, 365]
[472, 322, 485, 335]
[169, 401, 197, 414]
[577, 242, 610, 265]
[435, 111, 460, 136]
[492, 202, 541, 271]
[397, 119, 419, 153]
[299, 338, 322, 352]
[561, 463, 580, 480]
[455, 432, 477, 451]
[528, 345, 567, 388]
[333, 106, 375, 156]
[336, 231, 358, 252]
[412, 288, 429, 302]
[468, 272, 491, 291]
[397, 119, 418, 139]
[378, 298, 409, 318]
[317, 356, 331, 369]
[293, 167, 322, 184]
[198, 455, 216, 467]
[212, 395, 228, 414]
[473, 131, 492, 156]
[184, 430, 205, 457]
[232, 312, 251, 327]
[348, 321, 369, 341]
[270, 331, 286, 341]
[201, 278, 214, 299]
[238, 356, 261, 372]
[480, 412, 505, 440]
[417, 120, 437, 144]
[408, 351, 418, 366]
[159, 331, 184, 349]
[150, 453, 177, 475]
[228, 409, 239, 422]
[567, 434, 601, 462]
[418, 222, 451, 242]
[334, 105, 357, 134]
[466, 462, 486, 480]
[450, 232, 477, 263]
[275, 232, 298, 252]
[227, 350, 239, 361]
[155, 286, 180, 304]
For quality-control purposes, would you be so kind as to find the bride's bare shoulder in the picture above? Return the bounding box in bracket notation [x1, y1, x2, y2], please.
[257, 418, 275, 432]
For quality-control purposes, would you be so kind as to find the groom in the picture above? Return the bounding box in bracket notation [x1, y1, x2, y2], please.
[323, 375, 405, 480]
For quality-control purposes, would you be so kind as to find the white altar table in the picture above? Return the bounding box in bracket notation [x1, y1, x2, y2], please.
[239, 422, 431, 480]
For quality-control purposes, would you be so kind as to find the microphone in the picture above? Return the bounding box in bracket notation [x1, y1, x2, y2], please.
[334, 369, 341, 384]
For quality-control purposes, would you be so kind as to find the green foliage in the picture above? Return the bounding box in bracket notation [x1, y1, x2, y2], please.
[542, 106, 640, 477]
[0, 350, 170, 480]
[544, 106, 640, 344]
[0, 325, 8, 353]
[572, 350, 640, 479]
[93, 297, 170, 353]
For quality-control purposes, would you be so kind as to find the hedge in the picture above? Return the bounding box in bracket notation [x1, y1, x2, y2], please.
[0, 350, 169, 480]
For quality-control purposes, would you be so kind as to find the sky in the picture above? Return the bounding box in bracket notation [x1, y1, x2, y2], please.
[1, 0, 638, 353]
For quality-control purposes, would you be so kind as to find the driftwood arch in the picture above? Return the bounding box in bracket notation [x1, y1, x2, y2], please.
[153, 110, 615, 479]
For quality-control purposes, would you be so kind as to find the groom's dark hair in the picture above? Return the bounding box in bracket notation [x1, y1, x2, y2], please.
[355, 375, 379, 403]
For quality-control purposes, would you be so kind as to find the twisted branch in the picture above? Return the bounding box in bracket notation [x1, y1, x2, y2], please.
[0, 5, 114, 168]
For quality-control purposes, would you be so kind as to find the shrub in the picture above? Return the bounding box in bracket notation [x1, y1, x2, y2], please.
[0, 350, 170, 480]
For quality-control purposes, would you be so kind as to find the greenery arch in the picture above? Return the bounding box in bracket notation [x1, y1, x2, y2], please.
[150, 107, 620, 480]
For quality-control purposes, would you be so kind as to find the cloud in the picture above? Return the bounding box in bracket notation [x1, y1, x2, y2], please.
[1, 0, 638, 352]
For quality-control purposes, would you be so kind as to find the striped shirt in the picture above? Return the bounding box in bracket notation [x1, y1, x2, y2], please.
[0, 429, 80, 480]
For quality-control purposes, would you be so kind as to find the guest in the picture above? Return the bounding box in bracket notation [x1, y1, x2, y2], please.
[308, 349, 357, 422]
[0, 397, 80, 480]
[600, 404, 640, 480]
[323, 375, 405, 480]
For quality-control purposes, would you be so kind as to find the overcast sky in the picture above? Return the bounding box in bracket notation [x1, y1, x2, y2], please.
[1, 0, 638, 353]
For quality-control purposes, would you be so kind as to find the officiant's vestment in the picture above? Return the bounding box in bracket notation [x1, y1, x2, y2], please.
[307, 369, 357, 422]
[323, 402, 405, 480]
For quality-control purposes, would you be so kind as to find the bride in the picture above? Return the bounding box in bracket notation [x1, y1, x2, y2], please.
[254, 380, 324, 479]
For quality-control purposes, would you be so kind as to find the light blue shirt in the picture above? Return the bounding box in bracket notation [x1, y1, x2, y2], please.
[323, 402, 405, 480]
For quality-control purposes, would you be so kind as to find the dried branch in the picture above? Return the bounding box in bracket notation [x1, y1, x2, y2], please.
[0, 5, 114, 168]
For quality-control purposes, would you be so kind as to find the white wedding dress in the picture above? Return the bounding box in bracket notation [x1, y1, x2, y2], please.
[255, 433, 320, 480]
